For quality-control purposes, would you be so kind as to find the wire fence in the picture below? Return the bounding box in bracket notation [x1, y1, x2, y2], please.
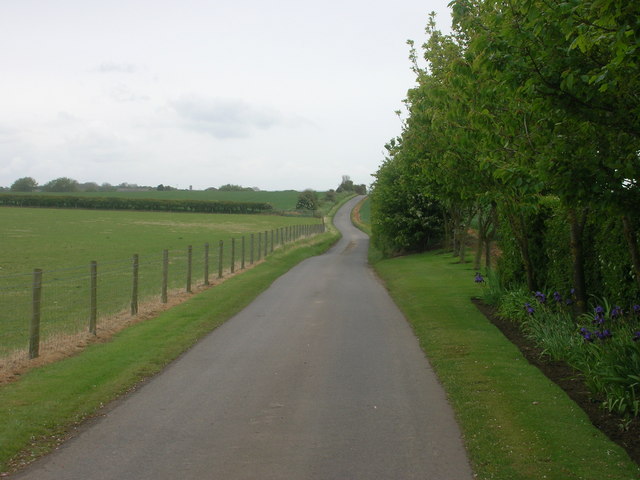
[0, 223, 325, 364]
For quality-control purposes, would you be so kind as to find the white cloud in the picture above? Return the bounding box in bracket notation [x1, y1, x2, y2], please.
[91, 62, 138, 74]
[170, 95, 286, 139]
[109, 83, 150, 103]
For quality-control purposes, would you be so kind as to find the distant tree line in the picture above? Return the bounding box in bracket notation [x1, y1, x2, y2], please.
[336, 175, 367, 195]
[5, 177, 266, 193]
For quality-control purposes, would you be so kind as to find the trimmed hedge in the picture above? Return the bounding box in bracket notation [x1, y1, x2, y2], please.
[0, 194, 273, 215]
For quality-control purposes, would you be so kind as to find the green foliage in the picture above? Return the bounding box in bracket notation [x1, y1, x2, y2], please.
[372, 3, 639, 301]
[218, 184, 255, 192]
[0, 194, 273, 214]
[9, 177, 38, 192]
[516, 292, 640, 419]
[296, 189, 319, 211]
[336, 175, 366, 195]
[370, 155, 444, 255]
[6, 189, 302, 212]
[41, 177, 79, 192]
[496, 197, 638, 305]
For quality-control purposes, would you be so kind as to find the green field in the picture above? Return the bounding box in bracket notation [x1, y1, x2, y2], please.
[0, 206, 324, 357]
[11, 190, 314, 212]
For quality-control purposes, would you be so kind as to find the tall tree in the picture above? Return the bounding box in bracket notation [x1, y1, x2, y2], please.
[10, 177, 38, 192]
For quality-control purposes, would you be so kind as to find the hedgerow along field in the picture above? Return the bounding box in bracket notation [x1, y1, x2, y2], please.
[12, 189, 303, 212]
[0, 203, 325, 360]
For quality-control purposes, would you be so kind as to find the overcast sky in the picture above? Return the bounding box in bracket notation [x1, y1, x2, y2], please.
[0, 0, 451, 191]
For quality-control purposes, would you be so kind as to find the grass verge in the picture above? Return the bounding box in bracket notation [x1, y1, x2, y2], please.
[373, 249, 640, 480]
[0, 230, 339, 474]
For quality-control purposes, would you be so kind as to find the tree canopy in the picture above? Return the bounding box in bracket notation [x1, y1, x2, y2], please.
[371, 1, 640, 308]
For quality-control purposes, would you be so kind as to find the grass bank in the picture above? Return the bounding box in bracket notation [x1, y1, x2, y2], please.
[373, 250, 639, 480]
[0, 229, 339, 474]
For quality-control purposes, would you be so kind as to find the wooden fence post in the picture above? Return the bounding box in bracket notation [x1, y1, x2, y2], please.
[90, 261, 97, 335]
[29, 268, 42, 359]
[231, 238, 235, 274]
[257, 233, 262, 261]
[250, 234, 254, 264]
[264, 230, 268, 257]
[187, 245, 192, 293]
[162, 250, 168, 303]
[241, 236, 246, 270]
[271, 230, 274, 253]
[204, 243, 210, 285]
[218, 240, 223, 279]
[131, 254, 139, 315]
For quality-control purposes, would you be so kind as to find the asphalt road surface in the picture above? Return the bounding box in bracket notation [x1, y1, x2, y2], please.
[14, 196, 473, 480]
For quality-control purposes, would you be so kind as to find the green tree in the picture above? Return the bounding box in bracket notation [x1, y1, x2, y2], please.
[296, 189, 319, 210]
[42, 177, 79, 192]
[453, 0, 640, 309]
[336, 175, 354, 192]
[10, 177, 38, 192]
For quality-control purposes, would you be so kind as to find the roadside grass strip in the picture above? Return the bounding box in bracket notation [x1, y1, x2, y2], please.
[0, 231, 339, 474]
[373, 250, 640, 480]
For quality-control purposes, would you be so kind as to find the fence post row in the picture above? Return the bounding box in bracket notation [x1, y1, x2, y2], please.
[20, 223, 323, 359]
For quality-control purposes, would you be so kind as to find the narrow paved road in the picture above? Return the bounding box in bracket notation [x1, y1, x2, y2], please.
[14, 197, 473, 480]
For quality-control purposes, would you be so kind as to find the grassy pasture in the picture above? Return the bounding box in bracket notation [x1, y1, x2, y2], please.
[0, 207, 322, 357]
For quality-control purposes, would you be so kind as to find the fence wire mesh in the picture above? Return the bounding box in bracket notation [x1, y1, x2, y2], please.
[1, 223, 325, 365]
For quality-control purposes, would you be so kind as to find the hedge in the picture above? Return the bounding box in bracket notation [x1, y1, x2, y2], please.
[0, 194, 273, 215]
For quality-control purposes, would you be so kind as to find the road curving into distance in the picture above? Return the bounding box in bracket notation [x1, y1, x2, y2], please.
[13, 196, 473, 480]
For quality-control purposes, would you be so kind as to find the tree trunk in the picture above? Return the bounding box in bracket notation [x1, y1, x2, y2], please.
[474, 206, 488, 270]
[442, 209, 452, 253]
[568, 207, 588, 315]
[474, 233, 483, 270]
[505, 209, 536, 292]
[622, 215, 640, 292]
[484, 203, 498, 270]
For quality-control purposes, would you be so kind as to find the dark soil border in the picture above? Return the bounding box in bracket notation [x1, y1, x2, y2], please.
[472, 297, 640, 465]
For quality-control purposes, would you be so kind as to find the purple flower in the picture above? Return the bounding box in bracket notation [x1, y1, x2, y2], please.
[580, 327, 594, 342]
[524, 302, 535, 315]
[474, 272, 485, 283]
[633, 305, 640, 315]
[534, 291, 547, 304]
[633, 331, 640, 342]
[553, 291, 562, 303]
[593, 305, 605, 324]
[610, 305, 623, 319]
[595, 329, 612, 340]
